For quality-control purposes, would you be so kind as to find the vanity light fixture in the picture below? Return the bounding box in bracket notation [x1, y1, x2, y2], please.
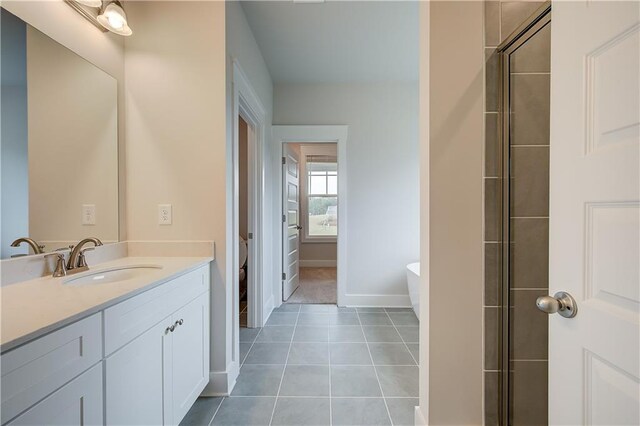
[65, 0, 132, 36]
[97, 0, 132, 36]
[74, 0, 102, 8]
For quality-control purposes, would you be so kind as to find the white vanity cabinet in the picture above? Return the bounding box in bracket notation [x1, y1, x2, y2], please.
[7, 364, 103, 426]
[105, 265, 210, 426]
[106, 291, 209, 425]
[1, 263, 211, 426]
[1, 314, 103, 426]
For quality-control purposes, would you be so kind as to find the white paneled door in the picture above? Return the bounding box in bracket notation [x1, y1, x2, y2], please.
[282, 144, 301, 301]
[549, 1, 639, 424]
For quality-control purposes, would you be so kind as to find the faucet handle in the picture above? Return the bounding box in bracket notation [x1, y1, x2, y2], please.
[77, 247, 95, 268]
[45, 253, 67, 278]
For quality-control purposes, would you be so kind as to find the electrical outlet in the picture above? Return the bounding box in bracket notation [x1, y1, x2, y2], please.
[82, 204, 96, 225]
[158, 204, 172, 225]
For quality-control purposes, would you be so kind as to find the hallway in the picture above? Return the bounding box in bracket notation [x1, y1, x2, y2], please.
[286, 268, 337, 305]
[181, 304, 419, 425]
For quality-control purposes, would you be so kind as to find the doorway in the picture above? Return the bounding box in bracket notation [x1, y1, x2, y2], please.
[272, 125, 348, 307]
[496, 4, 551, 425]
[282, 142, 338, 304]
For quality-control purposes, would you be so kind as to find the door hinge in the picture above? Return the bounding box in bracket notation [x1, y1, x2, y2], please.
[248, 232, 253, 240]
[282, 214, 286, 223]
[282, 157, 286, 165]
[282, 272, 286, 280]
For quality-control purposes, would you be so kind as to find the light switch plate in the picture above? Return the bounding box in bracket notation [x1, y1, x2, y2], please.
[82, 204, 96, 225]
[158, 204, 172, 225]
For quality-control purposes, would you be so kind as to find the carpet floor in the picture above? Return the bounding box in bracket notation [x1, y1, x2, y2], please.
[285, 267, 337, 304]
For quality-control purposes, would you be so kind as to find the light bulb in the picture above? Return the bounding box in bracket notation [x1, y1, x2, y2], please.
[107, 14, 124, 30]
[97, 1, 132, 36]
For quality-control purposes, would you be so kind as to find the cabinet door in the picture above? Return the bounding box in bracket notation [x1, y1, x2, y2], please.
[8, 364, 103, 426]
[105, 318, 171, 426]
[170, 292, 210, 424]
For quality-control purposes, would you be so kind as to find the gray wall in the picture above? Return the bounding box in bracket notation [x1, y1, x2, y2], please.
[1, 10, 29, 258]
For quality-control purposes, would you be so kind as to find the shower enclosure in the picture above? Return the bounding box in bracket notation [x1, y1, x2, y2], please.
[496, 3, 551, 425]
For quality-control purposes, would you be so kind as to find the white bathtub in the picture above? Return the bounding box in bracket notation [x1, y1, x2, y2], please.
[406, 262, 420, 321]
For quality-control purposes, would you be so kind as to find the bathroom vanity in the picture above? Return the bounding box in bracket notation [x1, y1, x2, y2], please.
[0, 257, 212, 426]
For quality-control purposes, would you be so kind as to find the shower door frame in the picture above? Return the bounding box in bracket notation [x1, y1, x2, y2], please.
[496, 3, 551, 425]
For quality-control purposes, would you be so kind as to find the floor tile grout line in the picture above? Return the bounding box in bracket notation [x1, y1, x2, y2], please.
[384, 311, 419, 366]
[206, 397, 225, 426]
[221, 395, 418, 399]
[268, 304, 301, 426]
[242, 363, 418, 367]
[356, 309, 395, 426]
[240, 329, 262, 368]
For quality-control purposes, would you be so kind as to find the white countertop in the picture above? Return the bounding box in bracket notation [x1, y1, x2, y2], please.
[0, 256, 213, 353]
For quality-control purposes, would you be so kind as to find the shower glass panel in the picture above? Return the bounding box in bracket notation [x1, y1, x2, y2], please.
[498, 4, 551, 425]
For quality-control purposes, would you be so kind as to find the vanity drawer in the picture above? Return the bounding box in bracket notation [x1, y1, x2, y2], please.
[104, 265, 209, 355]
[0, 313, 102, 425]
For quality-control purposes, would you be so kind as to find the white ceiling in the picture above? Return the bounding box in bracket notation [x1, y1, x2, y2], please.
[240, 1, 419, 83]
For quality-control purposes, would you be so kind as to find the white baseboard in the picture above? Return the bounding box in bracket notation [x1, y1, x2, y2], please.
[340, 293, 411, 308]
[262, 295, 274, 326]
[299, 260, 337, 267]
[201, 362, 240, 396]
[415, 406, 427, 425]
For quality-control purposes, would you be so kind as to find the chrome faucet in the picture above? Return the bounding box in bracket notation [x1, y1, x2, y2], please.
[11, 237, 45, 255]
[67, 237, 103, 272]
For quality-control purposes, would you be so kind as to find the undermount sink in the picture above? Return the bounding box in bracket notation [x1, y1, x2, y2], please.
[63, 265, 163, 286]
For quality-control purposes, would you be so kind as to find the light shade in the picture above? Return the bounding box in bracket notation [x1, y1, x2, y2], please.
[97, 0, 132, 36]
[75, 0, 102, 8]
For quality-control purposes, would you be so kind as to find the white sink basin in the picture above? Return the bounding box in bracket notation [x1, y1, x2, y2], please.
[63, 265, 163, 286]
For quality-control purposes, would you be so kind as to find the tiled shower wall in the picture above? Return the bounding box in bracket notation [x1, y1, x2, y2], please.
[483, 2, 549, 425]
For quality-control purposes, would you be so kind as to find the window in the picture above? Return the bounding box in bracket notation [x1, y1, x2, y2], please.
[306, 155, 337, 238]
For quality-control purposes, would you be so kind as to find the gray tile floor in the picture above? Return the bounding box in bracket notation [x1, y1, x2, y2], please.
[180, 304, 419, 426]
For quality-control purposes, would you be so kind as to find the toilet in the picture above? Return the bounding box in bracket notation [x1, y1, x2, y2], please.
[406, 262, 420, 320]
[239, 236, 248, 281]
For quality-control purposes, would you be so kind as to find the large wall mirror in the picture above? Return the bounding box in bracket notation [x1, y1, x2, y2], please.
[1, 8, 119, 259]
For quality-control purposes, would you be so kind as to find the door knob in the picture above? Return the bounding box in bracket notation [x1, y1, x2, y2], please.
[536, 291, 578, 318]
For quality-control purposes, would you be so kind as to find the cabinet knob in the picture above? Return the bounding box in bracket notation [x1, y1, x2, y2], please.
[165, 324, 176, 334]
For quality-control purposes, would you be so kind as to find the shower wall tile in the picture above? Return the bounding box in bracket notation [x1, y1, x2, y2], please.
[485, 1, 501, 46]
[510, 290, 548, 360]
[484, 307, 500, 370]
[485, 113, 500, 177]
[510, 23, 551, 73]
[511, 218, 548, 288]
[511, 74, 550, 146]
[485, 178, 501, 241]
[511, 146, 549, 217]
[485, 48, 500, 112]
[501, 2, 545, 40]
[511, 360, 548, 426]
[485, 242, 500, 306]
[483, 2, 550, 424]
[484, 371, 500, 426]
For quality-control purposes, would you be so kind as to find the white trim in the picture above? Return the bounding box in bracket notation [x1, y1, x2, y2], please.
[273, 125, 349, 306]
[299, 144, 339, 244]
[414, 406, 427, 426]
[299, 260, 337, 268]
[262, 294, 274, 325]
[232, 60, 267, 333]
[201, 361, 240, 397]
